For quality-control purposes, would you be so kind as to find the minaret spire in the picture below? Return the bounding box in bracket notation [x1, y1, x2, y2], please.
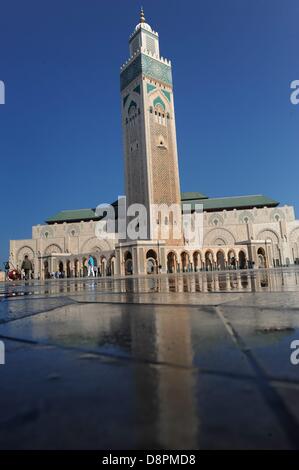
[140, 6, 146, 23]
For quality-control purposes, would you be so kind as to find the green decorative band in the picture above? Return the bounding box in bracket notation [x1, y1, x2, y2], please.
[120, 53, 172, 91]
[161, 89, 171, 102]
[123, 94, 130, 107]
[128, 100, 137, 114]
[153, 96, 166, 110]
[147, 83, 156, 94]
[133, 85, 140, 94]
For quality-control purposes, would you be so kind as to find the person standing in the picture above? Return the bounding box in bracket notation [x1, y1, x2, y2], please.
[87, 255, 95, 277]
[21, 255, 32, 281]
[4, 261, 10, 281]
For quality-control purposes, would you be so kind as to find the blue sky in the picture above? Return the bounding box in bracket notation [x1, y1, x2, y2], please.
[0, 0, 298, 266]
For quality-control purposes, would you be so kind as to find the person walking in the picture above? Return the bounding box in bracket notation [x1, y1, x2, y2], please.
[21, 255, 32, 281]
[87, 255, 95, 277]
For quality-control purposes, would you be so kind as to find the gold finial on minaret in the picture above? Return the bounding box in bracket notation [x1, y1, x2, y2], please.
[140, 7, 146, 23]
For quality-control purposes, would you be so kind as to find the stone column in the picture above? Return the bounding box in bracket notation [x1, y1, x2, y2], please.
[132, 247, 138, 275]
[159, 246, 167, 274]
[138, 247, 145, 275]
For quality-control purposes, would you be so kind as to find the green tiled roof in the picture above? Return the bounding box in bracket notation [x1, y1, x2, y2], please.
[182, 194, 279, 212]
[46, 209, 97, 223]
[46, 200, 119, 224]
[181, 191, 208, 200]
[46, 194, 279, 223]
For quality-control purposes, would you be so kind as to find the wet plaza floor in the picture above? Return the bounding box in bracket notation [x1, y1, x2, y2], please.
[0, 268, 299, 449]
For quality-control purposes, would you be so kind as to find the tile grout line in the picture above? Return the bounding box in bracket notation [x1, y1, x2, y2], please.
[215, 305, 299, 449]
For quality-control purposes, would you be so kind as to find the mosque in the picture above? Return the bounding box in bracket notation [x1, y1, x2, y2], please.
[9, 10, 299, 279]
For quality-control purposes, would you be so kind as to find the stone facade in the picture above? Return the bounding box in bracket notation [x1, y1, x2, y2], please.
[9, 221, 116, 279]
[9, 203, 299, 279]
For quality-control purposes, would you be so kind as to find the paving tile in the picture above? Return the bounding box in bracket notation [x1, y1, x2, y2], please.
[1, 268, 299, 449]
[219, 303, 299, 381]
[0, 303, 253, 376]
[0, 339, 293, 450]
[0, 297, 75, 323]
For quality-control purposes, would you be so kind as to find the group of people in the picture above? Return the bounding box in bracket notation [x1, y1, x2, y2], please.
[48, 256, 97, 278]
[4, 255, 97, 282]
[5, 256, 33, 281]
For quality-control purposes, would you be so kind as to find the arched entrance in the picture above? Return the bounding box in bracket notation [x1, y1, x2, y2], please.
[216, 250, 225, 270]
[167, 252, 177, 273]
[124, 251, 133, 275]
[100, 256, 107, 277]
[228, 250, 236, 269]
[74, 259, 79, 277]
[82, 257, 88, 277]
[257, 248, 266, 268]
[109, 256, 116, 276]
[146, 249, 158, 274]
[93, 257, 98, 276]
[239, 251, 247, 269]
[193, 251, 202, 272]
[181, 252, 189, 272]
[66, 260, 71, 278]
[58, 261, 64, 277]
[205, 251, 214, 271]
[44, 260, 49, 279]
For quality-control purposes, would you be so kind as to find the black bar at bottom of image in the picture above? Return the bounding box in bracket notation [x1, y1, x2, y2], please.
[0, 450, 298, 465]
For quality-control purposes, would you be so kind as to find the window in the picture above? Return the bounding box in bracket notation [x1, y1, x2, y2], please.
[146, 36, 156, 55]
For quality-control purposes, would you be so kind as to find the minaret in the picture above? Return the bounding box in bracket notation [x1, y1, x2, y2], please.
[120, 9, 182, 243]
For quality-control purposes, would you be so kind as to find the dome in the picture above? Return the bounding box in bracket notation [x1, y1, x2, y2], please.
[134, 22, 152, 33]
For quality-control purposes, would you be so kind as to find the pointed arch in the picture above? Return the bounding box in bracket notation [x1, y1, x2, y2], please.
[17, 246, 35, 263]
[44, 244, 63, 256]
[80, 237, 113, 254]
[204, 228, 236, 246]
[153, 96, 166, 110]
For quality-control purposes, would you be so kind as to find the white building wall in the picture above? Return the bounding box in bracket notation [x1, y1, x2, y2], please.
[9, 204, 299, 279]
